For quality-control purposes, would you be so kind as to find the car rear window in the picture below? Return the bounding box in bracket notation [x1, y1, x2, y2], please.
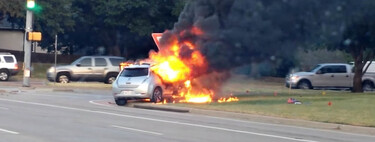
[4, 56, 15, 63]
[121, 68, 148, 77]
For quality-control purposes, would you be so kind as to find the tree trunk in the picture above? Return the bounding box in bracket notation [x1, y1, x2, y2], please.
[352, 66, 363, 92]
[352, 54, 364, 92]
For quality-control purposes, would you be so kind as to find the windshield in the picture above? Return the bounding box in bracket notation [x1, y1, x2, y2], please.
[71, 57, 84, 65]
[310, 65, 321, 72]
[121, 68, 149, 77]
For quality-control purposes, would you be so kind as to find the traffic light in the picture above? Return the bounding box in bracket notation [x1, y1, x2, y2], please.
[26, 0, 36, 9]
[27, 32, 42, 41]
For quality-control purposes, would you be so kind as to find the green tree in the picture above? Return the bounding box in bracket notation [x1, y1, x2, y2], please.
[0, 0, 24, 29]
[0, 0, 24, 19]
[316, 0, 375, 92]
[61, 0, 185, 58]
[33, 0, 76, 51]
[1, 0, 185, 58]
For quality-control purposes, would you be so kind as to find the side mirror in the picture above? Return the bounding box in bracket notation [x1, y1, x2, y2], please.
[316, 70, 323, 74]
[76, 63, 81, 67]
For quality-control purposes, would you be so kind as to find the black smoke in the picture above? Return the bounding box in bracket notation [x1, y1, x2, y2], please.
[156, 0, 322, 94]
[159, 0, 319, 74]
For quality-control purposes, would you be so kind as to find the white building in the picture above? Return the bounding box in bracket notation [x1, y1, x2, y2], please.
[0, 29, 24, 51]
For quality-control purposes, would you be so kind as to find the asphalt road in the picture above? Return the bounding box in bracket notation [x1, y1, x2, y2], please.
[0, 86, 374, 142]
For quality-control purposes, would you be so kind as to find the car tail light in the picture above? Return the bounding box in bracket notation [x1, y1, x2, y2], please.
[14, 64, 19, 70]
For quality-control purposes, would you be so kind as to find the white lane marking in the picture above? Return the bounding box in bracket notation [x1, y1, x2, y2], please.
[111, 125, 163, 135]
[0, 106, 9, 110]
[0, 128, 19, 134]
[0, 98, 316, 142]
[34, 92, 111, 98]
[32, 94, 83, 98]
[89, 100, 114, 107]
[205, 115, 375, 138]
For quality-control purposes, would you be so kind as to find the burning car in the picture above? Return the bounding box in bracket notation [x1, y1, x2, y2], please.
[112, 63, 174, 106]
[113, 60, 239, 105]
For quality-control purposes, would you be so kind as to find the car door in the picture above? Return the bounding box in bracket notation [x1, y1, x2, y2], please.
[313, 65, 336, 87]
[315, 65, 350, 87]
[331, 65, 351, 87]
[72, 57, 94, 80]
[92, 57, 108, 79]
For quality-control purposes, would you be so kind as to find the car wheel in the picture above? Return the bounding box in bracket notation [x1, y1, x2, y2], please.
[0, 70, 9, 81]
[115, 99, 127, 106]
[362, 81, 374, 91]
[297, 80, 311, 89]
[105, 74, 117, 84]
[57, 73, 70, 83]
[151, 87, 163, 103]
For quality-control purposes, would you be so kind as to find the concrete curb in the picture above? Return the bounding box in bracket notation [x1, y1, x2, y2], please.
[52, 88, 75, 92]
[133, 104, 190, 113]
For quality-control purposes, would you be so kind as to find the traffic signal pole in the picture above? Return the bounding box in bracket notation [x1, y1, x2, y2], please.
[23, 9, 33, 87]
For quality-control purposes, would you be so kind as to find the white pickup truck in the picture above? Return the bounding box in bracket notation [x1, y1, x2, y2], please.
[285, 63, 375, 90]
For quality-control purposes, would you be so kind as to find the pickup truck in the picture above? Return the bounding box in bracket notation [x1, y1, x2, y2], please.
[285, 63, 375, 91]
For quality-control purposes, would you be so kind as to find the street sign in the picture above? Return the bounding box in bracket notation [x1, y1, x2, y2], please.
[151, 33, 163, 50]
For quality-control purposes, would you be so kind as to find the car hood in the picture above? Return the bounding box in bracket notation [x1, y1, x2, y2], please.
[54, 64, 74, 70]
[290, 72, 315, 77]
[48, 64, 73, 72]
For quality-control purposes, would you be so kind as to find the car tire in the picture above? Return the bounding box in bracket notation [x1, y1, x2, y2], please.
[0, 69, 10, 81]
[362, 81, 374, 91]
[115, 99, 127, 106]
[57, 73, 70, 83]
[297, 80, 312, 89]
[105, 74, 117, 84]
[151, 87, 163, 103]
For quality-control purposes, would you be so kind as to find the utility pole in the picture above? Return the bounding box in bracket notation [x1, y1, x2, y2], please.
[54, 35, 57, 85]
[23, 9, 33, 87]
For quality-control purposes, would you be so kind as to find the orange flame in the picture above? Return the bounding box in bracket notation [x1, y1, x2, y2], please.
[178, 80, 213, 103]
[119, 62, 133, 71]
[191, 26, 203, 36]
[147, 28, 238, 103]
[218, 96, 239, 103]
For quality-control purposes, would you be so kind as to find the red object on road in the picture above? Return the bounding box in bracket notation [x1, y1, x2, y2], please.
[328, 101, 332, 106]
[287, 98, 294, 104]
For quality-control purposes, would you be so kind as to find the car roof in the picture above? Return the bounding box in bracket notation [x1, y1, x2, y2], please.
[81, 56, 124, 59]
[318, 63, 351, 66]
[125, 64, 150, 69]
[0, 52, 14, 55]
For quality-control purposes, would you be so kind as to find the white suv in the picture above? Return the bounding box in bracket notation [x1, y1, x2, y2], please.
[112, 64, 173, 105]
[0, 53, 19, 81]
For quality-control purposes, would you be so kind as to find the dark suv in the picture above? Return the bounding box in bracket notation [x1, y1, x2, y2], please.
[47, 56, 125, 84]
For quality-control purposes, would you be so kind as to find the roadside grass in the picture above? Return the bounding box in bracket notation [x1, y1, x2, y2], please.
[14, 62, 53, 79]
[171, 75, 375, 127]
[46, 82, 112, 89]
